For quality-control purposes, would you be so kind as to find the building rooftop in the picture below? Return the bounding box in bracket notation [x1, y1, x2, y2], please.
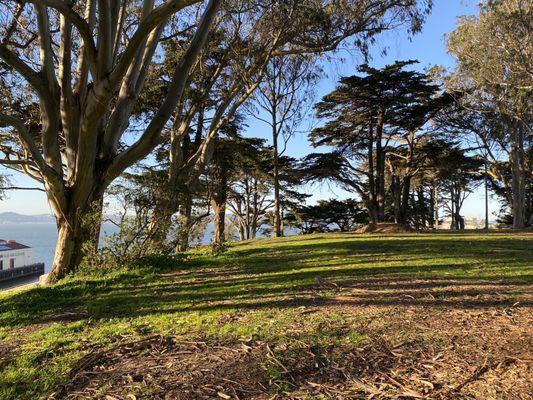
[0, 239, 31, 252]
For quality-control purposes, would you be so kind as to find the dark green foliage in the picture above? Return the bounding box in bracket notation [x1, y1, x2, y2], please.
[303, 61, 456, 225]
[288, 198, 368, 233]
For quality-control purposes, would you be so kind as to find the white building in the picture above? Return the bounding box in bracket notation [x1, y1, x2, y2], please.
[0, 239, 35, 270]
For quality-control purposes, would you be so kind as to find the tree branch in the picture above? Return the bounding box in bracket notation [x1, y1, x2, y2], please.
[21, 0, 98, 74]
[104, 0, 221, 184]
[2, 186, 46, 192]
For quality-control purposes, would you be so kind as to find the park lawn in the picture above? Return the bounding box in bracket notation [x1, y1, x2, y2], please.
[0, 232, 531, 399]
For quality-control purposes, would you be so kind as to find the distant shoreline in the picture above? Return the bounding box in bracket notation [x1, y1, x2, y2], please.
[0, 212, 55, 224]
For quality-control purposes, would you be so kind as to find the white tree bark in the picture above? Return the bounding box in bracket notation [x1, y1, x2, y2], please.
[0, 0, 221, 282]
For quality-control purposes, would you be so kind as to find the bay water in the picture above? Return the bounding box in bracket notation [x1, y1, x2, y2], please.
[0, 222, 120, 273]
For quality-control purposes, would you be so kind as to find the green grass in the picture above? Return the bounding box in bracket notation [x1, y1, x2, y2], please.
[0, 232, 531, 399]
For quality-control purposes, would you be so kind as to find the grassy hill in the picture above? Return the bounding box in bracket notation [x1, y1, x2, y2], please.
[0, 232, 531, 399]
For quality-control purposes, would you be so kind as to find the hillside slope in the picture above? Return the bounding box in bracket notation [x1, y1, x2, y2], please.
[0, 232, 531, 399]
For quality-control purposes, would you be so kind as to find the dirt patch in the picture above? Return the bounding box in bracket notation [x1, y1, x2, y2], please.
[51, 277, 532, 400]
[54, 335, 271, 400]
[309, 277, 533, 399]
[0, 340, 20, 370]
[370, 307, 531, 399]
[53, 305, 532, 400]
[357, 222, 415, 233]
[40, 307, 89, 324]
[328, 277, 533, 308]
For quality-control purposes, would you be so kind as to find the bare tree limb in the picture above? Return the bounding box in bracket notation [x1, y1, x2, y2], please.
[104, 0, 222, 183]
[2, 186, 46, 192]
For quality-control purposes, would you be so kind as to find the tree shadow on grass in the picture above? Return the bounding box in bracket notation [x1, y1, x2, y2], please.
[220, 237, 530, 272]
[0, 235, 531, 330]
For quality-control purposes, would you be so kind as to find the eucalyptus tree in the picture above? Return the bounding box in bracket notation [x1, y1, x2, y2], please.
[447, 0, 532, 228]
[0, 0, 221, 282]
[249, 55, 319, 237]
[485, 148, 533, 227]
[141, 17, 273, 250]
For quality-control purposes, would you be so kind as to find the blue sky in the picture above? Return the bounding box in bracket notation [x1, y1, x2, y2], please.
[1, 0, 496, 219]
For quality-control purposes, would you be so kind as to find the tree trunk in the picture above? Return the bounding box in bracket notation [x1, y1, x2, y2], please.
[154, 131, 201, 253]
[434, 186, 440, 229]
[367, 121, 378, 221]
[417, 186, 426, 228]
[365, 196, 379, 224]
[212, 200, 226, 244]
[176, 192, 193, 252]
[484, 160, 489, 229]
[510, 125, 526, 229]
[272, 113, 282, 237]
[429, 183, 435, 230]
[251, 179, 261, 238]
[46, 197, 103, 283]
[526, 177, 533, 226]
[148, 203, 173, 251]
[450, 187, 456, 230]
[211, 148, 227, 245]
[273, 159, 281, 236]
[244, 179, 251, 240]
[399, 175, 412, 224]
[375, 108, 386, 221]
[458, 214, 465, 230]
[399, 130, 415, 225]
[452, 188, 464, 230]
[391, 175, 402, 223]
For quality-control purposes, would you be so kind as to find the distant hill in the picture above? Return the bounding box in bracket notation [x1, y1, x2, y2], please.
[0, 212, 54, 224]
